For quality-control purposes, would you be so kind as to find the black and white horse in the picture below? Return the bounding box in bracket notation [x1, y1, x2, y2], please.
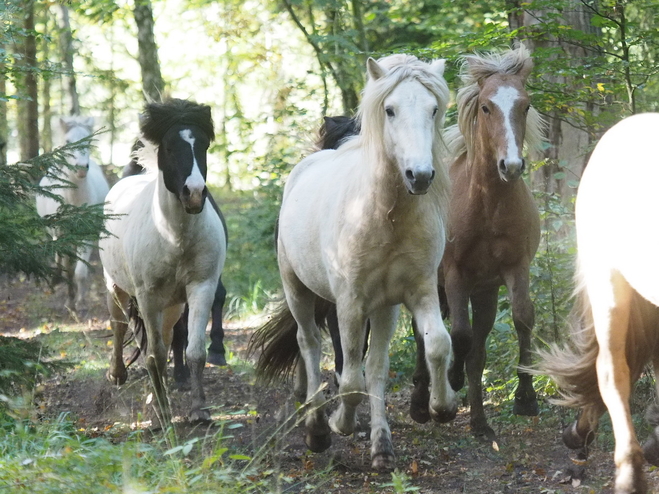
[100, 99, 226, 423]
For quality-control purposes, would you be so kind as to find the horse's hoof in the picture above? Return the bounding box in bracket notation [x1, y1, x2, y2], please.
[371, 452, 396, 471]
[643, 435, 659, 466]
[106, 369, 127, 386]
[513, 393, 539, 416]
[562, 421, 593, 451]
[410, 384, 430, 424]
[471, 423, 496, 441]
[448, 364, 465, 391]
[432, 405, 457, 424]
[189, 408, 211, 423]
[305, 431, 331, 453]
[207, 352, 227, 367]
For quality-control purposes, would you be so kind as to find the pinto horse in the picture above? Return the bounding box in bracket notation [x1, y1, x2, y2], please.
[540, 113, 659, 494]
[406, 46, 546, 436]
[120, 141, 229, 377]
[36, 116, 110, 312]
[100, 99, 225, 424]
[249, 54, 457, 470]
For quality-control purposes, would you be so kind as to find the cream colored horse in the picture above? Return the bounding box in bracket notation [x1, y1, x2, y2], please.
[250, 54, 457, 470]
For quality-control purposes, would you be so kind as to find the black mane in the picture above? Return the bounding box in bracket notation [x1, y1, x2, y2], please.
[140, 98, 215, 145]
[316, 116, 359, 151]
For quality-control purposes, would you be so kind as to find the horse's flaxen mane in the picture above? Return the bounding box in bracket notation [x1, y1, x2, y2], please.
[354, 54, 451, 215]
[140, 98, 215, 145]
[444, 46, 545, 162]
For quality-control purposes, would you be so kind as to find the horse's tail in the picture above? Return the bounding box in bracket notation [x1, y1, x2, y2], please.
[248, 297, 334, 382]
[125, 297, 148, 368]
[539, 280, 658, 409]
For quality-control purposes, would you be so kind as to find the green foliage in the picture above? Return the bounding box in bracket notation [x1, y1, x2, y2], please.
[0, 141, 108, 283]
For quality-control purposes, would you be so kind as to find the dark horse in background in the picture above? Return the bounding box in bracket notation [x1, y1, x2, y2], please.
[311, 47, 546, 439]
[122, 139, 229, 383]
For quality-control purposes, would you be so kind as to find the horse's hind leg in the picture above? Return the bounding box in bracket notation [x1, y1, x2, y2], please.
[590, 272, 646, 494]
[410, 318, 430, 424]
[207, 277, 227, 366]
[504, 268, 539, 417]
[364, 305, 399, 470]
[562, 404, 604, 453]
[466, 287, 499, 439]
[283, 273, 331, 453]
[106, 288, 130, 385]
[171, 307, 190, 387]
[443, 269, 472, 391]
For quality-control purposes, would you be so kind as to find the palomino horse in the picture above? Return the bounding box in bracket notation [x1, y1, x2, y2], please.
[541, 113, 659, 494]
[409, 46, 546, 436]
[249, 54, 457, 470]
[100, 99, 226, 424]
[36, 116, 110, 312]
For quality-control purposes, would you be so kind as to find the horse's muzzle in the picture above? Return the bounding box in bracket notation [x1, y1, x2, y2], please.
[181, 185, 207, 214]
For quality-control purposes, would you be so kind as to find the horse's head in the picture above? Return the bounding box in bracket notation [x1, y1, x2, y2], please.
[140, 99, 215, 215]
[362, 55, 448, 195]
[60, 116, 94, 179]
[457, 47, 539, 183]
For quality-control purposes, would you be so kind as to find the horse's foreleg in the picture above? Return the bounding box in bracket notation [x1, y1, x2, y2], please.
[443, 268, 472, 391]
[139, 300, 171, 427]
[466, 287, 499, 439]
[504, 267, 539, 417]
[329, 299, 367, 438]
[409, 289, 457, 423]
[563, 404, 604, 453]
[365, 305, 399, 470]
[186, 283, 215, 422]
[63, 255, 77, 311]
[410, 318, 430, 423]
[106, 288, 130, 385]
[73, 244, 93, 312]
[591, 272, 646, 494]
[207, 277, 227, 366]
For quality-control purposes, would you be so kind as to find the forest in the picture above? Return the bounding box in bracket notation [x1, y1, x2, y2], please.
[1, 0, 659, 492]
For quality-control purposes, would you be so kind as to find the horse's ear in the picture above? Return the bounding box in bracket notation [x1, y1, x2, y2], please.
[367, 57, 387, 81]
[430, 59, 446, 77]
[324, 116, 338, 133]
[518, 57, 534, 83]
[59, 117, 69, 131]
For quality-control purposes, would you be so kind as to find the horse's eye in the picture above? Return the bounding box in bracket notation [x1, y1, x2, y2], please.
[481, 105, 490, 114]
[385, 107, 395, 118]
[432, 106, 438, 117]
[525, 104, 531, 114]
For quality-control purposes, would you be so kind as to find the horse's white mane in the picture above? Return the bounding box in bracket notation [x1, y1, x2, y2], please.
[134, 139, 159, 172]
[444, 45, 546, 162]
[354, 53, 452, 219]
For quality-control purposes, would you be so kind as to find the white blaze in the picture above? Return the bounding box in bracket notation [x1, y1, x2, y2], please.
[179, 129, 205, 190]
[490, 86, 521, 162]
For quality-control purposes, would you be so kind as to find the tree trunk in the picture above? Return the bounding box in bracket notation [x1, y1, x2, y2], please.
[509, 0, 600, 199]
[133, 0, 165, 102]
[0, 40, 7, 166]
[42, 11, 52, 153]
[59, 5, 80, 116]
[20, 0, 39, 161]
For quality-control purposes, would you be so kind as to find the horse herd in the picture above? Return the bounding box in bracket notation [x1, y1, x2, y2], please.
[35, 45, 659, 494]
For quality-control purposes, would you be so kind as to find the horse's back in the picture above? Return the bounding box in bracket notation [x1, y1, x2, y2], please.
[576, 113, 659, 306]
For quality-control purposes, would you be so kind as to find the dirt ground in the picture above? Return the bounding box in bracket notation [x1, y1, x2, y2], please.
[2, 263, 659, 494]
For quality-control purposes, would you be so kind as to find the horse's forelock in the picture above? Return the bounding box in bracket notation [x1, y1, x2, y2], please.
[140, 99, 215, 145]
[358, 56, 450, 156]
[455, 46, 545, 161]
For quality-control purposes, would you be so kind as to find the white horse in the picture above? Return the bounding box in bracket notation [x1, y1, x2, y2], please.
[541, 113, 659, 494]
[36, 116, 110, 312]
[99, 99, 225, 424]
[250, 54, 457, 470]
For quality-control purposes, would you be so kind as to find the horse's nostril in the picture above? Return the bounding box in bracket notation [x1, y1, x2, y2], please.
[405, 170, 415, 181]
[430, 170, 436, 180]
[521, 159, 526, 173]
[498, 159, 506, 173]
[182, 185, 191, 197]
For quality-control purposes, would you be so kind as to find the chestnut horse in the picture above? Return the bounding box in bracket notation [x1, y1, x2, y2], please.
[409, 46, 546, 437]
[541, 113, 659, 494]
[250, 54, 457, 470]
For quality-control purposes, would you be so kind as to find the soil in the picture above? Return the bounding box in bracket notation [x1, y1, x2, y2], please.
[2, 263, 659, 494]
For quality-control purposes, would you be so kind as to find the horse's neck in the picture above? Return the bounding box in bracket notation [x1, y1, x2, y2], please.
[364, 150, 410, 218]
